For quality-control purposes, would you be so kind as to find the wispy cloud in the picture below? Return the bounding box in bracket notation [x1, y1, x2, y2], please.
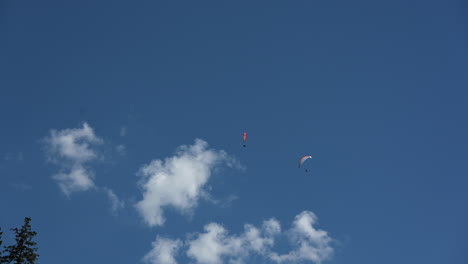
[52, 164, 96, 195]
[203, 194, 239, 208]
[102, 187, 125, 214]
[143, 211, 333, 264]
[44, 122, 102, 196]
[143, 237, 181, 264]
[135, 139, 235, 227]
[269, 211, 333, 263]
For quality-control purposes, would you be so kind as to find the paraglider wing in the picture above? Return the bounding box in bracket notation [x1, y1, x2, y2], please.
[242, 132, 248, 147]
[299, 156, 312, 168]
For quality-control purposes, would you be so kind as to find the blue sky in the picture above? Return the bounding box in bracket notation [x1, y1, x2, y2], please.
[1, 0, 467, 263]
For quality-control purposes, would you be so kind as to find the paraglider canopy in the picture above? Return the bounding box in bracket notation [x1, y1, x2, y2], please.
[299, 156, 312, 168]
[242, 132, 248, 147]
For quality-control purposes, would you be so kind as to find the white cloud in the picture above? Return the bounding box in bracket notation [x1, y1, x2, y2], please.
[201, 193, 239, 208]
[52, 164, 96, 195]
[143, 237, 181, 264]
[263, 218, 282, 235]
[45, 123, 102, 196]
[269, 211, 333, 263]
[186, 220, 278, 264]
[144, 211, 333, 264]
[135, 139, 233, 227]
[187, 223, 239, 264]
[102, 187, 125, 214]
[47, 122, 102, 162]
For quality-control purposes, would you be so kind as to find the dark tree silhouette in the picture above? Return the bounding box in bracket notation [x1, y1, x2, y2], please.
[0, 227, 4, 264]
[3, 218, 39, 264]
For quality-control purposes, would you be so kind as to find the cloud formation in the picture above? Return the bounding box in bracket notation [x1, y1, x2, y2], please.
[102, 187, 125, 214]
[45, 123, 102, 196]
[143, 237, 181, 264]
[269, 211, 333, 263]
[135, 139, 233, 227]
[144, 211, 333, 264]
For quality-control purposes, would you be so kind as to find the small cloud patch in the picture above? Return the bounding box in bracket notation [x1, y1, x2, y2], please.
[44, 122, 102, 196]
[135, 139, 236, 227]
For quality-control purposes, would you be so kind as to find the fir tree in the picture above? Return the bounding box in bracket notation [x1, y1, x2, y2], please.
[3, 218, 39, 264]
[0, 227, 4, 264]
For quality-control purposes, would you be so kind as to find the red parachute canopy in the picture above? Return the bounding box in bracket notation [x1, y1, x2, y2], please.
[243, 132, 248, 143]
[299, 156, 312, 168]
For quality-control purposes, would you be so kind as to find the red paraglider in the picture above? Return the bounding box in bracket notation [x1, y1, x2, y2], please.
[299, 156, 312, 172]
[242, 132, 248, 147]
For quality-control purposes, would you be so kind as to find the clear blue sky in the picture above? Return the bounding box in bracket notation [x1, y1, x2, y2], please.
[1, 1, 467, 263]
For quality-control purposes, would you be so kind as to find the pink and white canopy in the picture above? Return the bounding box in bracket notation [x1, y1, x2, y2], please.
[299, 156, 312, 168]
